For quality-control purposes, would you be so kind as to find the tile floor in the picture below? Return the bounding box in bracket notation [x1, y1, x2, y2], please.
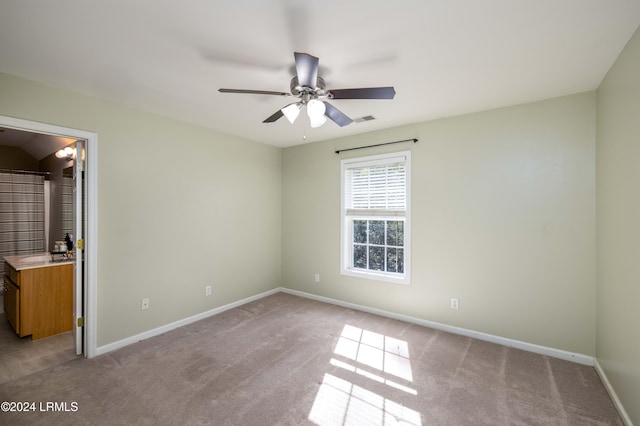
[0, 313, 78, 384]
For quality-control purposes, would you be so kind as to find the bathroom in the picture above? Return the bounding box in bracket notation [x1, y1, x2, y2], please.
[0, 125, 88, 383]
[0, 127, 80, 313]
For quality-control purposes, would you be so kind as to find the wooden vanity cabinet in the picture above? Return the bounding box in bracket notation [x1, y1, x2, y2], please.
[3, 261, 73, 340]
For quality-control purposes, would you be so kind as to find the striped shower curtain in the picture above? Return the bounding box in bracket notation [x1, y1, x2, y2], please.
[0, 171, 46, 279]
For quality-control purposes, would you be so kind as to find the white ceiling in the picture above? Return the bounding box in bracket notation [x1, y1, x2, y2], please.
[1, 0, 639, 148]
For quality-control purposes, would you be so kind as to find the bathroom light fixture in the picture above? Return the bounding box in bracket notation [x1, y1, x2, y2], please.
[306, 99, 327, 128]
[55, 146, 76, 160]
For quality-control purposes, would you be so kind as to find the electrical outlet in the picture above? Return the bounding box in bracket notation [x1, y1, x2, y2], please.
[205, 285, 212, 296]
[314, 273, 320, 283]
[450, 298, 459, 310]
[141, 298, 150, 310]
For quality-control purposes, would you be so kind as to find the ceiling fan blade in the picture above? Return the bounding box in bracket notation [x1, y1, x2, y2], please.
[329, 87, 396, 100]
[263, 109, 284, 123]
[294, 52, 319, 89]
[323, 102, 353, 127]
[219, 88, 290, 96]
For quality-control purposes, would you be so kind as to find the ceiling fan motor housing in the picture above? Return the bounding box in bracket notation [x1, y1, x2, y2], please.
[290, 76, 326, 98]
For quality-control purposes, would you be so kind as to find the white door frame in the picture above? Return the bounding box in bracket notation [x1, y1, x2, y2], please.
[72, 139, 85, 356]
[0, 114, 98, 358]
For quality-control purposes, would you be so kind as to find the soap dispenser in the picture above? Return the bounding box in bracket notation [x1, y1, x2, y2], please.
[65, 233, 74, 252]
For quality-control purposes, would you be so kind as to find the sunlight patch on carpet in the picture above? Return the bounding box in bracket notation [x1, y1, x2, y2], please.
[333, 324, 413, 382]
[309, 373, 422, 426]
[309, 324, 422, 425]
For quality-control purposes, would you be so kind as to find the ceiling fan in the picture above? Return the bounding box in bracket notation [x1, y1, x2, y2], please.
[218, 52, 396, 128]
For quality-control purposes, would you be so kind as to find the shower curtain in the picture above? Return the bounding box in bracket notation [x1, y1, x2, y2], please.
[0, 171, 46, 281]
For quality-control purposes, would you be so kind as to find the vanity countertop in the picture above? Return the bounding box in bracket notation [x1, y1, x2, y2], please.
[4, 252, 75, 271]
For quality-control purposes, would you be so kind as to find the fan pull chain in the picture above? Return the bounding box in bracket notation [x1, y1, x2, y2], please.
[303, 117, 307, 140]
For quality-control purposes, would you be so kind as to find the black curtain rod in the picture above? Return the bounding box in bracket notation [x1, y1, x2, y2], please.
[335, 138, 418, 154]
[0, 168, 51, 176]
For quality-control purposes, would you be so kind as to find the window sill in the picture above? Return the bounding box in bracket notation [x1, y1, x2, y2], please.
[341, 268, 410, 286]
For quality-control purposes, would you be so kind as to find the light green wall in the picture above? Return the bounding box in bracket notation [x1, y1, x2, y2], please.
[596, 27, 640, 424]
[283, 92, 596, 356]
[0, 72, 282, 346]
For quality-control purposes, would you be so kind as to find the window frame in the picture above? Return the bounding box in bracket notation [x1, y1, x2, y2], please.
[340, 151, 411, 285]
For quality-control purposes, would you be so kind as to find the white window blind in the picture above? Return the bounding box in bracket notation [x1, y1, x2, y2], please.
[344, 155, 407, 217]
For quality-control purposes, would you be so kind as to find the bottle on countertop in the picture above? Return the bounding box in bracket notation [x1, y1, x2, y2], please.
[65, 233, 73, 252]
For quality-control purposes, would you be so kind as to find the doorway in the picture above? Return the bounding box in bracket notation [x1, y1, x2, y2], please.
[0, 115, 97, 367]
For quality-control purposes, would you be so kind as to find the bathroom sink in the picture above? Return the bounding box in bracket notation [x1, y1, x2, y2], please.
[3, 252, 74, 270]
[20, 254, 51, 264]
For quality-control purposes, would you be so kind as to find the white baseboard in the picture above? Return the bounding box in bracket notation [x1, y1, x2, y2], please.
[94, 286, 633, 423]
[594, 359, 634, 426]
[94, 288, 281, 357]
[280, 287, 595, 366]
[95, 285, 594, 366]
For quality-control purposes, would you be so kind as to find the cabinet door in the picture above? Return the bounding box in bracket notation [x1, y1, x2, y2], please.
[3, 276, 19, 334]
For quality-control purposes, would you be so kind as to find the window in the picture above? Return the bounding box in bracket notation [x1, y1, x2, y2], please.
[341, 151, 410, 284]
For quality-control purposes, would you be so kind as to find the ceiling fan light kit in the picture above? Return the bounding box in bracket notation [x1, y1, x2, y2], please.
[282, 103, 301, 124]
[309, 115, 327, 129]
[219, 52, 396, 130]
[306, 98, 325, 116]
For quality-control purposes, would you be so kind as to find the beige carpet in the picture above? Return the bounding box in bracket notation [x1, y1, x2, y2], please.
[0, 292, 622, 425]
